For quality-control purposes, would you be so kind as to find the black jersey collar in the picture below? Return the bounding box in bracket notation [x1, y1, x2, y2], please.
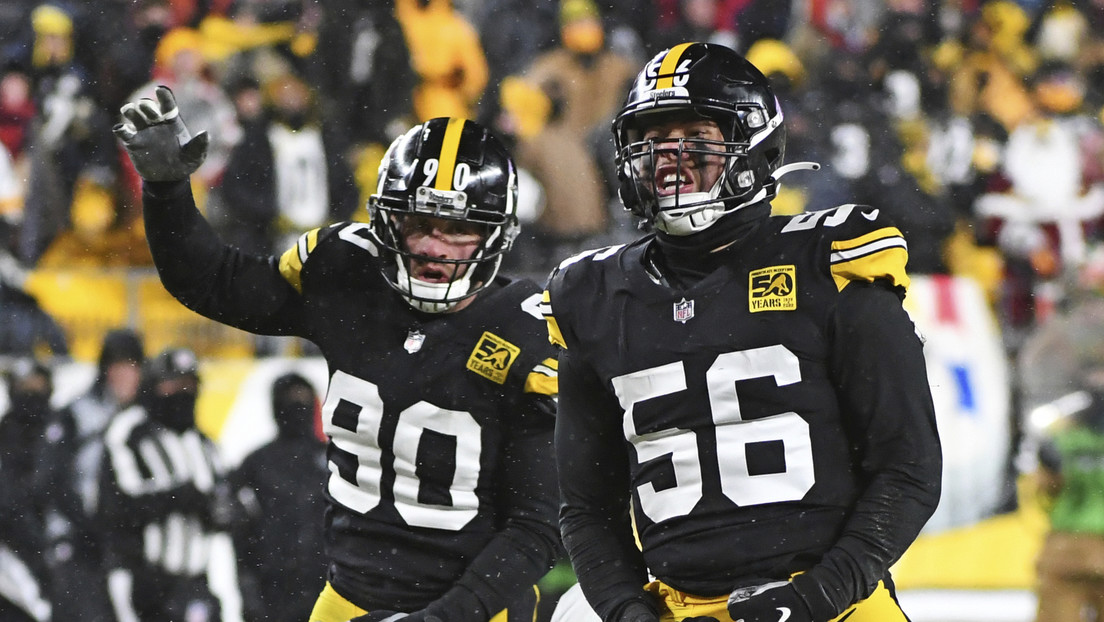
[645, 203, 771, 292]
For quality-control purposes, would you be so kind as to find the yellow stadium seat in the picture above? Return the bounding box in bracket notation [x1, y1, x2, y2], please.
[25, 268, 254, 361]
[24, 269, 130, 361]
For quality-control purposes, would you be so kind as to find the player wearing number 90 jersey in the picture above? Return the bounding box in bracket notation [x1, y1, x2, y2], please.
[127, 112, 559, 622]
[543, 42, 942, 622]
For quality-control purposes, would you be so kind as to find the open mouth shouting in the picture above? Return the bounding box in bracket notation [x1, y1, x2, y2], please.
[654, 163, 699, 197]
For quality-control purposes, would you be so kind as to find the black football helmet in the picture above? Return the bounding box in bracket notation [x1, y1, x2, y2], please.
[614, 42, 787, 235]
[368, 117, 519, 313]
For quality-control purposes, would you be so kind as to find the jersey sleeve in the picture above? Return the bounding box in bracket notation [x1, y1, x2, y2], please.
[540, 258, 585, 350]
[142, 180, 307, 336]
[522, 356, 558, 404]
[277, 227, 325, 293]
[540, 273, 569, 350]
[555, 346, 652, 621]
[432, 401, 559, 621]
[807, 205, 911, 294]
[482, 281, 559, 416]
[539, 253, 652, 617]
[426, 293, 561, 621]
[794, 280, 942, 617]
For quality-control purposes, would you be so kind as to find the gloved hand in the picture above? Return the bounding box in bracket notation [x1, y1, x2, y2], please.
[615, 601, 660, 622]
[113, 85, 209, 181]
[726, 580, 812, 622]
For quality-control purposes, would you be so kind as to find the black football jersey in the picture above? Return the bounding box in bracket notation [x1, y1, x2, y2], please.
[280, 223, 558, 609]
[544, 204, 940, 603]
[141, 182, 560, 614]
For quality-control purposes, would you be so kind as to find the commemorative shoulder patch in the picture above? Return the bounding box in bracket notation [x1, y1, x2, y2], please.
[467, 331, 520, 384]
[749, 265, 797, 312]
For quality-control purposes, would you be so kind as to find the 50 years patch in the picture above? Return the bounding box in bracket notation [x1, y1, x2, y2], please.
[749, 265, 796, 312]
[467, 332, 520, 384]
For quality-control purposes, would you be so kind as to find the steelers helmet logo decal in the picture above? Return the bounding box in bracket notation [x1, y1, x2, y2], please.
[749, 265, 797, 312]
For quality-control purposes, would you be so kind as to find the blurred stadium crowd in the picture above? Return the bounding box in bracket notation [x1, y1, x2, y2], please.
[0, 0, 1102, 358]
[3, 0, 1104, 620]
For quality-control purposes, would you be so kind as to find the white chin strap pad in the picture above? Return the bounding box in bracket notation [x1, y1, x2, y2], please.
[654, 183, 727, 236]
[396, 262, 472, 313]
[651, 161, 822, 236]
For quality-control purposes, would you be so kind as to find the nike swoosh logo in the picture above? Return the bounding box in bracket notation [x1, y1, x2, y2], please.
[861, 209, 879, 220]
[776, 607, 791, 622]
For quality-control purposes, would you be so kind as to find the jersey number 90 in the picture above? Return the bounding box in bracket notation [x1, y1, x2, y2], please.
[612, 345, 815, 523]
[322, 370, 482, 531]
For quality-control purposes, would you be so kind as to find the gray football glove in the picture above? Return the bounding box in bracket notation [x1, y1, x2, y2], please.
[113, 85, 209, 182]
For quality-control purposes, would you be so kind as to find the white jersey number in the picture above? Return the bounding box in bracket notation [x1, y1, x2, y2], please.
[323, 370, 482, 530]
[612, 345, 815, 523]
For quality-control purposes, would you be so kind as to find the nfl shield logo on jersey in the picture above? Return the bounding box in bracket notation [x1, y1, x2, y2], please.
[673, 298, 694, 323]
[404, 330, 425, 353]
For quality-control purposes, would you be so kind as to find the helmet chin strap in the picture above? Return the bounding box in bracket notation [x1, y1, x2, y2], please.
[396, 261, 473, 313]
[655, 186, 767, 236]
[653, 161, 821, 236]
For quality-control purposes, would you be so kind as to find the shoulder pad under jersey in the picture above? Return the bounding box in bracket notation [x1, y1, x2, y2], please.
[278, 222, 378, 292]
[477, 278, 559, 399]
[779, 204, 910, 292]
[540, 243, 628, 349]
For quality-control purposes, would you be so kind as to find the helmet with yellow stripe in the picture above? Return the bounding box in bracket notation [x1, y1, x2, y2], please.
[614, 42, 788, 235]
[369, 117, 520, 313]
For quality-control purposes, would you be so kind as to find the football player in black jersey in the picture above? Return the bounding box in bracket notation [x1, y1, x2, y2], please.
[542, 42, 942, 622]
[113, 89, 560, 622]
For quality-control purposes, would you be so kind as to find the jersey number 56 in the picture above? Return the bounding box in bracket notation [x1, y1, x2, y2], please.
[612, 345, 815, 523]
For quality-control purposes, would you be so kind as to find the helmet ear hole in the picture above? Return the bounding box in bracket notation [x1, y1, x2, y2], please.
[616, 167, 642, 213]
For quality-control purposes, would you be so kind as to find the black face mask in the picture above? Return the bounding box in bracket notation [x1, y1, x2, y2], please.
[153, 392, 197, 432]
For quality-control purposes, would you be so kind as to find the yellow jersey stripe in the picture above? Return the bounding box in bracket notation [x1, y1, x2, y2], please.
[656, 42, 693, 89]
[435, 118, 465, 191]
[524, 370, 558, 397]
[278, 228, 321, 293]
[540, 290, 567, 348]
[830, 236, 907, 265]
[528, 358, 559, 394]
[830, 246, 910, 292]
[545, 317, 565, 349]
[830, 226, 904, 254]
[278, 247, 303, 292]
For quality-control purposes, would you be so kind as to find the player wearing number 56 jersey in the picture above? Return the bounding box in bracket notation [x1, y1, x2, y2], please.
[114, 94, 559, 622]
[543, 42, 941, 622]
